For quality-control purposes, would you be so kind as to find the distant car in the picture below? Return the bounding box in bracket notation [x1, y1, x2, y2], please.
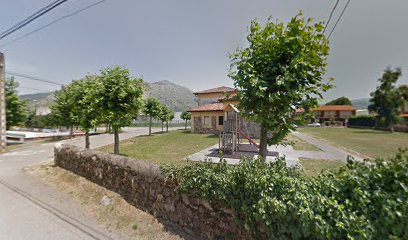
[307, 122, 321, 127]
[293, 124, 298, 129]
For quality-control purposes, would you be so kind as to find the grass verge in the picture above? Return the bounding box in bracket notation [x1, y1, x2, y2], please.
[300, 158, 345, 177]
[298, 127, 408, 159]
[98, 130, 218, 165]
[286, 134, 321, 151]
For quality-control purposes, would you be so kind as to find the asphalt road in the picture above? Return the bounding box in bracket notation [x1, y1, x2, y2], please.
[0, 127, 174, 240]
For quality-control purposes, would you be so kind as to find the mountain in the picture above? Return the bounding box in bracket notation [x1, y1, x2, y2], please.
[19, 80, 197, 112]
[144, 80, 197, 112]
[351, 98, 370, 110]
[20, 92, 55, 110]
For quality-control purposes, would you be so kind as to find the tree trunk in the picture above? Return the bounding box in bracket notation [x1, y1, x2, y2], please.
[161, 121, 164, 133]
[105, 123, 108, 133]
[390, 119, 394, 133]
[114, 129, 119, 155]
[85, 131, 90, 149]
[166, 121, 169, 132]
[149, 115, 152, 135]
[69, 125, 73, 138]
[259, 123, 268, 160]
[185, 120, 187, 130]
[108, 124, 111, 133]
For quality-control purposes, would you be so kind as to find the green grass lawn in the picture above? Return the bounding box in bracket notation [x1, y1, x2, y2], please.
[286, 134, 321, 151]
[300, 158, 345, 177]
[98, 130, 218, 165]
[298, 127, 408, 159]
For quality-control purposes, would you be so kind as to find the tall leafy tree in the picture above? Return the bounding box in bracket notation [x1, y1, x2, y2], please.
[5, 77, 27, 129]
[70, 76, 100, 148]
[96, 66, 144, 154]
[229, 12, 332, 158]
[51, 83, 78, 136]
[180, 111, 191, 130]
[368, 67, 404, 132]
[165, 108, 175, 132]
[157, 104, 167, 132]
[325, 96, 352, 106]
[143, 97, 162, 135]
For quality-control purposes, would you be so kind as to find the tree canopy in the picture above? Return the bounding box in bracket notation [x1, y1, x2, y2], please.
[51, 83, 78, 133]
[143, 97, 163, 135]
[51, 66, 144, 152]
[368, 67, 405, 131]
[325, 96, 352, 106]
[96, 66, 144, 153]
[5, 77, 27, 129]
[70, 75, 100, 148]
[181, 111, 191, 130]
[229, 12, 332, 158]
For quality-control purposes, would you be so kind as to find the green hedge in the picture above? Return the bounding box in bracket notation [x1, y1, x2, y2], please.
[348, 115, 376, 127]
[163, 150, 408, 239]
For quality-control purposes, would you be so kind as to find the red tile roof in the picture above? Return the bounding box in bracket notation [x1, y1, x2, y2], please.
[194, 86, 237, 95]
[188, 102, 224, 112]
[401, 113, 408, 117]
[313, 105, 356, 111]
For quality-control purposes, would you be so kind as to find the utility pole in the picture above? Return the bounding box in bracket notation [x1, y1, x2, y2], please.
[0, 52, 6, 152]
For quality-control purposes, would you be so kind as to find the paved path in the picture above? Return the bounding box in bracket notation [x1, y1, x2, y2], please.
[188, 131, 363, 167]
[0, 127, 178, 240]
[291, 131, 364, 162]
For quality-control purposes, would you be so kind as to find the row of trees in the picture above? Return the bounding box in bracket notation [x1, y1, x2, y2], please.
[143, 97, 175, 135]
[5, 69, 191, 154]
[51, 66, 144, 154]
[142, 100, 192, 133]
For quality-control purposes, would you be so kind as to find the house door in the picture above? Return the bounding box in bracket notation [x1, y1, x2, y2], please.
[211, 116, 217, 130]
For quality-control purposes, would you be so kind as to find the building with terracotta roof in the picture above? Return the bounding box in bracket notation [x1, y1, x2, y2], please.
[312, 105, 356, 126]
[189, 86, 238, 133]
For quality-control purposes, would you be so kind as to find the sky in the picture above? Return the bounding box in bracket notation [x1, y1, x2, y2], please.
[1, 0, 407, 102]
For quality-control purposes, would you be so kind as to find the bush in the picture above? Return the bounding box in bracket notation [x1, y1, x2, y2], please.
[348, 115, 376, 127]
[162, 150, 408, 239]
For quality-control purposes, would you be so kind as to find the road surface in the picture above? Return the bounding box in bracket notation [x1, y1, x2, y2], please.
[0, 127, 175, 240]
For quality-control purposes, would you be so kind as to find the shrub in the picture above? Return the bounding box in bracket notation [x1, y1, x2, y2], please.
[348, 115, 376, 127]
[162, 150, 408, 239]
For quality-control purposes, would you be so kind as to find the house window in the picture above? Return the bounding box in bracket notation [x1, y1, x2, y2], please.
[218, 116, 224, 125]
[203, 116, 211, 126]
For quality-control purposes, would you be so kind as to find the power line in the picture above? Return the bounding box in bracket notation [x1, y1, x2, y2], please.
[6, 71, 64, 86]
[323, 0, 340, 34]
[1, 0, 106, 48]
[0, 0, 63, 39]
[328, 0, 352, 40]
[18, 86, 54, 92]
[0, 0, 69, 40]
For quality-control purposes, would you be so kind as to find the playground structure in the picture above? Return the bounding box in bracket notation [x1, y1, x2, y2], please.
[219, 104, 259, 154]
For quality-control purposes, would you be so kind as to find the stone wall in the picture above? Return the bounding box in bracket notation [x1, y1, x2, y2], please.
[192, 116, 220, 134]
[54, 143, 249, 239]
